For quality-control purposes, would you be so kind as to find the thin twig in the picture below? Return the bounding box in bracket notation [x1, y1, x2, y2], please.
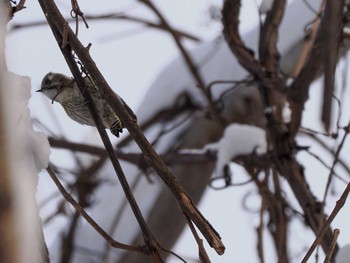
[301, 131, 350, 176]
[322, 121, 350, 204]
[46, 165, 143, 253]
[185, 215, 211, 263]
[10, 14, 200, 42]
[139, 0, 224, 125]
[302, 182, 350, 263]
[256, 180, 266, 263]
[160, 248, 187, 263]
[48, 137, 217, 166]
[292, 1, 325, 77]
[12, 0, 26, 14]
[258, 0, 286, 74]
[321, 0, 344, 132]
[102, 173, 143, 262]
[305, 150, 347, 184]
[323, 229, 340, 263]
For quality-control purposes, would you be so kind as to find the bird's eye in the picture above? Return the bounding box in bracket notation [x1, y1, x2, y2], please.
[45, 79, 52, 87]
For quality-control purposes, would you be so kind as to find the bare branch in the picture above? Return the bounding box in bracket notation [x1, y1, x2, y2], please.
[287, 0, 345, 135]
[322, 121, 350, 205]
[38, 1, 164, 261]
[302, 182, 350, 262]
[222, 0, 339, 257]
[46, 165, 143, 253]
[10, 14, 201, 42]
[259, 0, 286, 74]
[324, 229, 340, 263]
[38, 0, 224, 256]
[321, 0, 345, 132]
[222, 0, 264, 79]
[139, 0, 224, 125]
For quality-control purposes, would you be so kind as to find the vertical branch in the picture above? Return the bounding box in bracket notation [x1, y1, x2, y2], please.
[222, 0, 264, 78]
[258, 0, 286, 74]
[222, 0, 338, 258]
[321, 0, 345, 132]
[287, 0, 345, 136]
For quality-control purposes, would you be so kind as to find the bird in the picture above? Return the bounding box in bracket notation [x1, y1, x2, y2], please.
[37, 72, 123, 137]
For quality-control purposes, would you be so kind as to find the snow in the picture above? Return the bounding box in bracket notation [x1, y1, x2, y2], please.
[0, 71, 50, 262]
[215, 124, 267, 176]
[282, 102, 292, 123]
[2, 72, 50, 174]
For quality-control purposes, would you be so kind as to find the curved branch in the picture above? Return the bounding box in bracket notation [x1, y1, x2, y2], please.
[222, 0, 264, 78]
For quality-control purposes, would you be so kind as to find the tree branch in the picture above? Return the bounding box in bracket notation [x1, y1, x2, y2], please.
[321, 0, 345, 132]
[38, 0, 224, 256]
[46, 165, 144, 253]
[10, 13, 201, 42]
[258, 0, 286, 74]
[38, 1, 164, 261]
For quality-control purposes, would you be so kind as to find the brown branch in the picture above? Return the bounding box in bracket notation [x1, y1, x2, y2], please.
[38, 0, 224, 256]
[222, 0, 264, 79]
[70, 0, 89, 33]
[11, 0, 26, 16]
[222, 0, 338, 257]
[256, 174, 266, 263]
[322, 121, 350, 205]
[39, 2, 163, 261]
[46, 165, 143, 253]
[301, 131, 350, 176]
[185, 215, 211, 263]
[102, 174, 143, 262]
[5, 0, 26, 21]
[117, 91, 198, 148]
[287, 0, 345, 136]
[302, 182, 350, 263]
[48, 137, 217, 167]
[258, 0, 286, 74]
[253, 169, 289, 262]
[139, 0, 224, 125]
[321, 0, 345, 132]
[324, 229, 340, 263]
[292, 2, 325, 77]
[10, 14, 201, 42]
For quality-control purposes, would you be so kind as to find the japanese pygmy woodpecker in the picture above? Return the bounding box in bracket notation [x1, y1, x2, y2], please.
[37, 72, 123, 137]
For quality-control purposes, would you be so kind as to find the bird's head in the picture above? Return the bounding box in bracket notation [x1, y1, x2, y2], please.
[37, 72, 73, 103]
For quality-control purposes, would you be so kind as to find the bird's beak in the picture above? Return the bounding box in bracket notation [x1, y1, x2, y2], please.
[36, 89, 42, 92]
